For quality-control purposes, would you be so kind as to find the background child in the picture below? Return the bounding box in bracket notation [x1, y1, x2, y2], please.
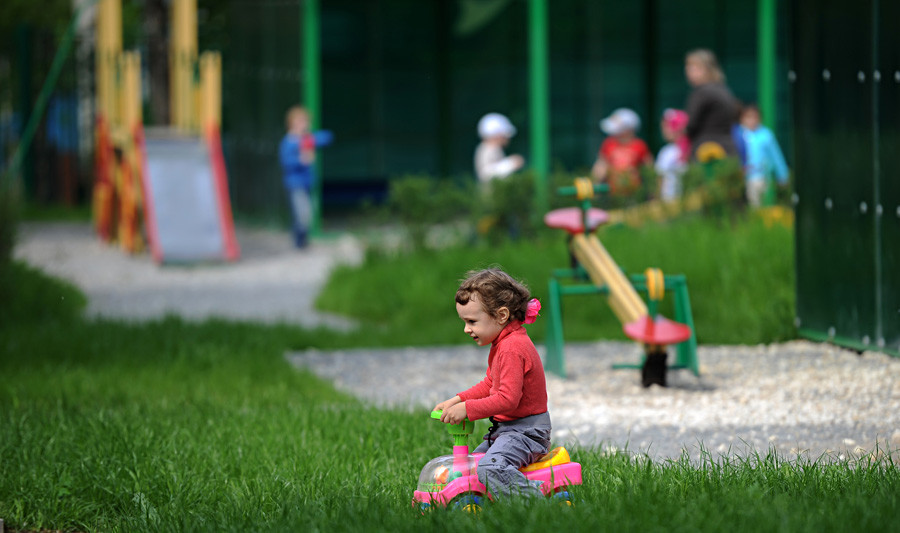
[592, 107, 653, 196]
[738, 103, 789, 207]
[655, 108, 690, 202]
[474, 113, 525, 183]
[278, 106, 333, 248]
[434, 268, 549, 499]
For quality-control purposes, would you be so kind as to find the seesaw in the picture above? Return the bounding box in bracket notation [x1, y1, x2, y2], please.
[543, 178, 698, 386]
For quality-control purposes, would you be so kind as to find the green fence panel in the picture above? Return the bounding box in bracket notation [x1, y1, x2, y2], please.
[221, 0, 302, 223]
[791, 0, 897, 356]
[878, 0, 900, 351]
[221, 0, 793, 222]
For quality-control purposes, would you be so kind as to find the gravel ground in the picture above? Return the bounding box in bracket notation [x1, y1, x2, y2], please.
[14, 221, 363, 329]
[16, 222, 900, 464]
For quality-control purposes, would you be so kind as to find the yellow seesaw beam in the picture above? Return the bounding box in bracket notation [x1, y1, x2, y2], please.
[570, 233, 648, 325]
[605, 189, 707, 227]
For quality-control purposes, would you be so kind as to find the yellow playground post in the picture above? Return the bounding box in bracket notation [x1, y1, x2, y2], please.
[93, 0, 145, 252]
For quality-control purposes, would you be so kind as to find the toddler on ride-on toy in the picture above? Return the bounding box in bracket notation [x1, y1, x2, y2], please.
[413, 269, 582, 511]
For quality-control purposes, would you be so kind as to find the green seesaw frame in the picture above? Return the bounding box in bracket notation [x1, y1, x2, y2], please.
[544, 270, 698, 378]
[542, 178, 699, 379]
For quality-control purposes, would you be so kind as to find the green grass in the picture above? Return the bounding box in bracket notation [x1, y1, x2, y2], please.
[318, 216, 795, 346]
[2, 258, 898, 532]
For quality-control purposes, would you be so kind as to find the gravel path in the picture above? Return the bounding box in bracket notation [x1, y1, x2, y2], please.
[16, 222, 900, 464]
[14, 222, 363, 329]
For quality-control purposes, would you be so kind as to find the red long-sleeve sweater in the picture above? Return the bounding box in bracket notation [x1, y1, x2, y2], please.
[457, 322, 548, 422]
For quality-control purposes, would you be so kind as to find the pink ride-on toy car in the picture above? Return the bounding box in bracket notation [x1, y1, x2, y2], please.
[412, 410, 582, 512]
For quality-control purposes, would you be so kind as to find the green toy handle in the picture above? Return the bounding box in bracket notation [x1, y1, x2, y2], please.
[430, 410, 474, 447]
[431, 410, 470, 423]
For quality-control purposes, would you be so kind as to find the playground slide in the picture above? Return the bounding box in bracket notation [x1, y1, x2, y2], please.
[140, 127, 240, 263]
[570, 233, 647, 324]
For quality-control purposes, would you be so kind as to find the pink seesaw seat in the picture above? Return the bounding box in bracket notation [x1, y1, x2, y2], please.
[623, 315, 692, 345]
[543, 207, 609, 235]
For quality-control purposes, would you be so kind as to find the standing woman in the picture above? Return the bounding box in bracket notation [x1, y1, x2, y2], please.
[684, 49, 740, 160]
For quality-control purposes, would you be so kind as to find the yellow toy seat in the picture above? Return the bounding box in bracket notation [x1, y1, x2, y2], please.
[520, 447, 571, 473]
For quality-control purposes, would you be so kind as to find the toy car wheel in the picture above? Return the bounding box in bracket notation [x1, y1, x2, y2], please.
[451, 493, 484, 514]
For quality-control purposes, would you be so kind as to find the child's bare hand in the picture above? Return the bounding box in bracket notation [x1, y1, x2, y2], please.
[440, 402, 467, 424]
[433, 396, 461, 413]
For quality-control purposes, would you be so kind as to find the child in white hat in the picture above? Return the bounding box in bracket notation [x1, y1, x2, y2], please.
[474, 113, 525, 183]
[591, 108, 653, 196]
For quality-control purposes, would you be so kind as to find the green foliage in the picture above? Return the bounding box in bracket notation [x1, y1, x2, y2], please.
[477, 171, 541, 243]
[594, 164, 661, 210]
[682, 157, 747, 220]
[385, 171, 592, 251]
[385, 175, 473, 250]
[320, 216, 796, 346]
[637, 163, 660, 203]
[383, 168, 702, 253]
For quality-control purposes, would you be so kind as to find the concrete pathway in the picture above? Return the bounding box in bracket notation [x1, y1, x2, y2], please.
[14, 221, 363, 329]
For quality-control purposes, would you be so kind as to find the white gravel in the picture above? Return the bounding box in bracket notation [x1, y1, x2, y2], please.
[16, 222, 900, 464]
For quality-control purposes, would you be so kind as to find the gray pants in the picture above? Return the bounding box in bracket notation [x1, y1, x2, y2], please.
[473, 412, 551, 500]
[287, 187, 312, 247]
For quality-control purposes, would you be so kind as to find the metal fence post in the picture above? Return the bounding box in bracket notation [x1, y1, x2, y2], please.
[303, 0, 322, 236]
[528, 0, 550, 216]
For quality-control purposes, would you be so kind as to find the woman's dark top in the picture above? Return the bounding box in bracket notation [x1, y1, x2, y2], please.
[685, 82, 739, 159]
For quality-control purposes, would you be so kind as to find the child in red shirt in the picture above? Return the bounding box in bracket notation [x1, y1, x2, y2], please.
[592, 108, 653, 196]
[435, 268, 550, 499]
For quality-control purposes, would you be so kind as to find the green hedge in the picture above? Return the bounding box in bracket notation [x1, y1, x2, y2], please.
[383, 161, 760, 253]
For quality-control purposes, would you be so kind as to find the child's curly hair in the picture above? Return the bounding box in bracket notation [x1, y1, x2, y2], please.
[456, 268, 531, 323]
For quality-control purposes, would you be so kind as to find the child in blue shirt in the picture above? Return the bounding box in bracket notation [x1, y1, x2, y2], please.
[738, 104, 789, 207]
[279, 106, 333, 248]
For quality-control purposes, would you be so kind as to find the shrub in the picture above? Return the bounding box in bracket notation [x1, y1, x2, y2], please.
[384, 169, 614, 251]
[385, 173, 547, 250]
[383, 163, 752, 252]
[385, 175, 473, 250]
[681, 157, 746, 220]
[477, 171, 540, 243]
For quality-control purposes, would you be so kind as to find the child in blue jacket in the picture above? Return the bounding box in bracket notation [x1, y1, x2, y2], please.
[738, 104, 789, 207]
[279, 106, 332, 248]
